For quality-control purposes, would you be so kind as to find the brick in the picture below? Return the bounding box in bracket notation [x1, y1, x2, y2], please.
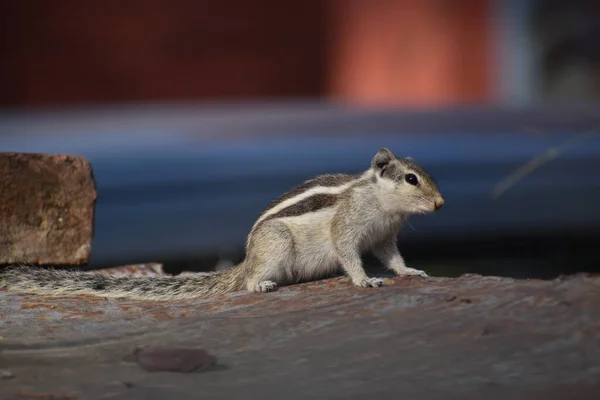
[0, 153, 96, 265]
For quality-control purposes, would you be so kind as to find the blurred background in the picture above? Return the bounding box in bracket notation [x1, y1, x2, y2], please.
[0, 0, 599, 278]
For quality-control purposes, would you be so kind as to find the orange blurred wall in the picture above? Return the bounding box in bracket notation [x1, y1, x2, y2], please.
[326, 0, 493, 106]
[0, 0, 493, 108]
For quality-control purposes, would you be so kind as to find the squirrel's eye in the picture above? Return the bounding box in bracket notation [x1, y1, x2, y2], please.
[404, 173, 419, 186]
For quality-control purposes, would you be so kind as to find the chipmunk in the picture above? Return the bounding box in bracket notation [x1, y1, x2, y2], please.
[0, 148, 444, 300]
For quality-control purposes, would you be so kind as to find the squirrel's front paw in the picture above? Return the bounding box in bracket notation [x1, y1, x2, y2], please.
[357, 277, 384, 288]
[397, 267, 428, 278]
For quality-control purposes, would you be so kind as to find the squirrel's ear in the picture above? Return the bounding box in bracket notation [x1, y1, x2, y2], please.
[371, 148, 395, 170]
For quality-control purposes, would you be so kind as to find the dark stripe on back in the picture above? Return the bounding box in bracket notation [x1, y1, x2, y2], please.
[264, 173, 359, 212]
[262, 193, 338, 223]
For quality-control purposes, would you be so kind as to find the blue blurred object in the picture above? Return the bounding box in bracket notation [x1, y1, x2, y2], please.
[1, 103, 599, 266]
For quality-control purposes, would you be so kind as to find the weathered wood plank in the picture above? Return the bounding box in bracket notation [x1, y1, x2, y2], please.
[1, 272, 599, 399]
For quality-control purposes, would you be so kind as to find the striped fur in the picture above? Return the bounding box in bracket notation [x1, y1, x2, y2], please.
[252, 172, 366, 229]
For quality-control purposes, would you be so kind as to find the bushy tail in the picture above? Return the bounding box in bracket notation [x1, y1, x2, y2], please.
[0, 264, 247, 300]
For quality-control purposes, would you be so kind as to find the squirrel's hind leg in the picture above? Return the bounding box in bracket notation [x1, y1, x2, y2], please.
[244, 221, 296, 293]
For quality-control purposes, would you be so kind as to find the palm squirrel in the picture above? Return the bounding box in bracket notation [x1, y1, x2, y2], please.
[0, 148, 444, 300]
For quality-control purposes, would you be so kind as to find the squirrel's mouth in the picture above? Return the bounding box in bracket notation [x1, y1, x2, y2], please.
[414, 203, 438, 214]
[414, 206, 433, 214]
[416, 197, 444, 214]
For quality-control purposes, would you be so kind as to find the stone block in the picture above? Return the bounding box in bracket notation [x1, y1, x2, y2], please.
[0, 153, 96, 265]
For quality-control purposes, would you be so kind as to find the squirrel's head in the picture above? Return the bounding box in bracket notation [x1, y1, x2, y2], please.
[371, 148, 444, 215]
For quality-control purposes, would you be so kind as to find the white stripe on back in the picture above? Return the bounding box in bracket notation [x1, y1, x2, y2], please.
[252, 169, 373, 230]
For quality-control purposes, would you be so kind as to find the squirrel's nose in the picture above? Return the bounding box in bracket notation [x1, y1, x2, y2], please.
[434, 197, 444, 211]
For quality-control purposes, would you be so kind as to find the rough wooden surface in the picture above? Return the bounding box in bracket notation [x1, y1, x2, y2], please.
[0, 153, 96, 265]
[1, 272, 599, 399]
